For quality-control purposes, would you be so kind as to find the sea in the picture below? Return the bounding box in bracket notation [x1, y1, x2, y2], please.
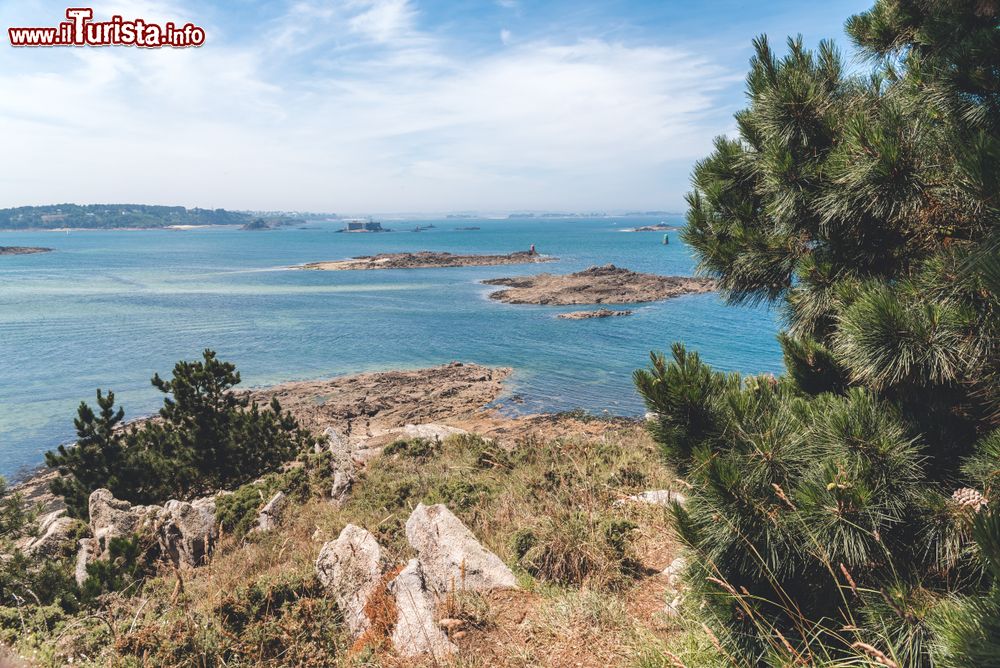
[0, 216, 784, 479]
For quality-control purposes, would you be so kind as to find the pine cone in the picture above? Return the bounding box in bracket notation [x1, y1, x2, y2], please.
[951, 487, 988, 512]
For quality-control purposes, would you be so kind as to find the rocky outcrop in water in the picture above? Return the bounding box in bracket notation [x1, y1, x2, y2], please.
[483, 264, 715, 305]
[298, 251, 555, 271]
[557, 308, 633, 320]
[0, 246, 52, 255]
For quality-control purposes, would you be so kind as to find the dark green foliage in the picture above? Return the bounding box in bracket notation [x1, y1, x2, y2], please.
[930, 507, 1000, 667]
[80, 535, 152, 603]
[383, 437, 440, 461]
[0, 478, 32, 540]
[46, 350, 317, 516]
[0, 204, 297, 230]
[0, 550, 80, 630]
[639, 1, 1000, 664]
[633, 344, 731, 469]
[46, 390, 128, 519]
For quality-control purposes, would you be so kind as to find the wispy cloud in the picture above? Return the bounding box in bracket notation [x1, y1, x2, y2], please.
[0, 0, 742, 211]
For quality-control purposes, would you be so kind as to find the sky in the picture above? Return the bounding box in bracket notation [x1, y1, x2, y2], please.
[0, 0, 873, 214]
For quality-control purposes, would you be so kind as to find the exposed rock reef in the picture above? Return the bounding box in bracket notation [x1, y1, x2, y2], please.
[0, 246, 52, 255]
[247, 362, 510, 441]
[557, 308, 634, 320]
[315, 503, 515, 658]
[298, 250, 555, 271]
[626, 224, 676, 232]
[483, 264, 715, 305]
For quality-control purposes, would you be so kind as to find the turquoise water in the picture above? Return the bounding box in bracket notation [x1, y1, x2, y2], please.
[0, 217, 784, 478]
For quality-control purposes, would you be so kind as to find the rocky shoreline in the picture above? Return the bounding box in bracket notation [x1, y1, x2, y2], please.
[0, 246, 52, 255]
[11, 362, 626, 510]
[483, 264, 715, 305]
[298, 250, 555, 271]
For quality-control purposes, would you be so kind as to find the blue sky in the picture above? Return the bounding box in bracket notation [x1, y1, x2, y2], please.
[0, 0, 872, 213]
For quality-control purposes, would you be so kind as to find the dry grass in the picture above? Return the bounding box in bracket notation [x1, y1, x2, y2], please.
[14, 423, 688, 667]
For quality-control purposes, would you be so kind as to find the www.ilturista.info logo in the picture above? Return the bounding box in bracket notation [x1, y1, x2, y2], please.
[8, 8, 205, 48]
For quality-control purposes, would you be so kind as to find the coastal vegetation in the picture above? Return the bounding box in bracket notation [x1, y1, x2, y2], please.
[0, 205, 301, 230]
[44, 350, 316, 518]
[636, 0, 1000, 664]
[1, 1, 997, 666]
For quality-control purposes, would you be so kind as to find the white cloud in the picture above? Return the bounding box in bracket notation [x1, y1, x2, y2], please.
[0, 0, 739, 211]
[500, 28, 511, 45]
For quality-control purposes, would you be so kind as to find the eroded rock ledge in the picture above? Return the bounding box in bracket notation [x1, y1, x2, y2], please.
[297, 251, 555, 271]
[483, 264, 715, 305]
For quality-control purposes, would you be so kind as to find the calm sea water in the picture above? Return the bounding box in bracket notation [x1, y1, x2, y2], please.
[0, 217, 783, 478]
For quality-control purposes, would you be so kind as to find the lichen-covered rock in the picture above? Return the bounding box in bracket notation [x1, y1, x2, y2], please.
[254, 492, 287, 533]
[88, 489, 161, 551]
[75, 538, 98, 586]
[158, 497, 217, 567]
[316, 524, 385, 637]
[405, 503, 517, 593]
[20, 510, 80, 558]
[389, 559, 457, 658]
[87, 489, 217, 568]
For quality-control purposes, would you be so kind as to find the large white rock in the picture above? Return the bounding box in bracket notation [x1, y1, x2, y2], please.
[75, 538, 98, 586]
[157, 497, 217, 567]
[405, 503, 517, 593]
[20, 510, 79, 558]
[88, 489, 161, 551]
[87, 489, 217, 568]
[254, 492, 287, 533]
[389, 559, 457, 658]
[315, 524, 385, 638]
[396, 423, 467, 442]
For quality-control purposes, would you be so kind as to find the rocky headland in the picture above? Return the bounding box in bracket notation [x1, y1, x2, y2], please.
[483, 264, 715, 305]
[298, 250, 555, 271]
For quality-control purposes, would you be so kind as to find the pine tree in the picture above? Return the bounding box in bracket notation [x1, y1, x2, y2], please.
[636, 1, 999, 664]
[45, 390, 129, 518]
[46, 351, 316, 515]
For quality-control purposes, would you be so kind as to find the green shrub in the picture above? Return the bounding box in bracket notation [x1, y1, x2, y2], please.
[80, 535, 153, 603]
[45, 350, 317, 517]
[383, 437, 440, 461]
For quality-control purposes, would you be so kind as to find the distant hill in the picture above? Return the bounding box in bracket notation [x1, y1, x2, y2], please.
[0, 204, 303, 230]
